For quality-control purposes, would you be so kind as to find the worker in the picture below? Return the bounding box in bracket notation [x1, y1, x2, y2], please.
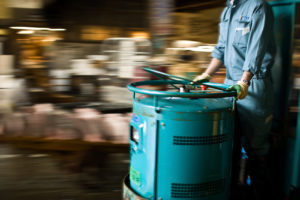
[193, 0, 275, 199]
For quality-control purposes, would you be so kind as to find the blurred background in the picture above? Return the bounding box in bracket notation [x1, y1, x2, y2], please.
[0, 0, 299, 199]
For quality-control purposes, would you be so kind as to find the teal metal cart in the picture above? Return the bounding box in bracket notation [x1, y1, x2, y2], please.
[124, 68, 237, 200]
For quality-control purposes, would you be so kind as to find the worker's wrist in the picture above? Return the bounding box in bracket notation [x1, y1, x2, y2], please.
[237, 80, 249, 88]
[202, 73, 212, 80]
[239, 79, 250, 86]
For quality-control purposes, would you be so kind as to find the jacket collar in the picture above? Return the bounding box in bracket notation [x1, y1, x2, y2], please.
[227, 0, 247, 7]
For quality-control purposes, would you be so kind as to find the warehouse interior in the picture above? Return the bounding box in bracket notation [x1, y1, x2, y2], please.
[0, 0, 299, 200]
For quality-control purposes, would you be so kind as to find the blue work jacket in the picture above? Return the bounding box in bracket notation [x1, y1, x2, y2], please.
[212, 0, 275, 80]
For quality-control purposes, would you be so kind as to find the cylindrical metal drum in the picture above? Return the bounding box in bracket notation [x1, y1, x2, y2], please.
[126, 69, 236, 200]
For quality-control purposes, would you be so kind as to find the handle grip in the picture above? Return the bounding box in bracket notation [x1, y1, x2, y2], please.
[128, 80, 236, 98]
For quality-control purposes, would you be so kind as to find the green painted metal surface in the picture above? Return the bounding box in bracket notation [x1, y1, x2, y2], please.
[284, 91, 300, 195]
[127, 73, 236, 199]
[129, 97, 235, 200]
[269, 0, 300, 196]
[269, 0, 300, 5]
[269, 0, 296, 131]
[128, 80, 236, 98]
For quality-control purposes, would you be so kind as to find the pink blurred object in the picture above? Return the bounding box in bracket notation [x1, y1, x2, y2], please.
[25, 113, 49, 137]
[0, 104, 131, 144]
[73, 108, 105, 142]
[100, 113, 130, 143]
[44, 111, 81, 140]
[2, 113, 25, 136]
[33, 104, 54, 113]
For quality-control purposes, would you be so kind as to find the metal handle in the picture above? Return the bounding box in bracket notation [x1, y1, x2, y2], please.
[127, 67, 236, 98]
[143, 67, 192, 84]
[127, 79, 236, 98]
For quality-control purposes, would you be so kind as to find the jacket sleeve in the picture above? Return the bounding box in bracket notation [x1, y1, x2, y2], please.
[242, 3, 274, 74]
[211, 8, 228, 62]
[212, 39, 225, 62]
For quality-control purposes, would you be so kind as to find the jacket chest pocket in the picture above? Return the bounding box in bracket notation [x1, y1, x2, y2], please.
[233, 19, 251, 48]
[219, 19, 228, 45]
[218, 8, 229, 45]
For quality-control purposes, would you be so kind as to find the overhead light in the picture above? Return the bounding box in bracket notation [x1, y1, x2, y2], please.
[10, 26, 66, 31]
[186, 46, 215, 52]
[42, 37, 62, 42]
[10, 26, 47, 30]
[17, 30, 34, 34]
[49, 28, 66, 31]
[130, 31, 149, 39]
[167, 46, 215, 52]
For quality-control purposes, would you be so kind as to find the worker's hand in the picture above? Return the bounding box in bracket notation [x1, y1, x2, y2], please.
[192, 73, 211, 84]
[226, 81, 248, 100]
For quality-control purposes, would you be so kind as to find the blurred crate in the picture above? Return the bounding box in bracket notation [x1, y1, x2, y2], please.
[49, 70, 72, 93]
[0, 104, 132, 152]
[100, 85, 132, 104]
[71, 75, 99, 102]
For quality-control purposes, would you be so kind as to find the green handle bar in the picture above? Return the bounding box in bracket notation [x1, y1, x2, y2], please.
[127, 79, 236, 98]
[143, 67, 232, 91]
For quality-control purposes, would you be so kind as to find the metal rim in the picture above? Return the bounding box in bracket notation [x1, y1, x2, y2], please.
[127, 80, 236, 98]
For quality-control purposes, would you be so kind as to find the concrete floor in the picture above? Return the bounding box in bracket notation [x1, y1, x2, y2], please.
[0, 144, 129, 200]
[0, 142, 287, 200]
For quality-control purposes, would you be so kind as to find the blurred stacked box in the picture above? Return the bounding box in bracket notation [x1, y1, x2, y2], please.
[288, 39, 300, 125]
[0, 104, 131, 144]
[0, 55, 29, 112]
[101, 38, 151, 78]
[49, 69, 72, 93]
[293, 39, 300, 89]
[165, 42, 226, 81]
[99, 38, 152, 103]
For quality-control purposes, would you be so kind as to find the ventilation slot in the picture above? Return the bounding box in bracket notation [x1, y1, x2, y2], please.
[173, 135, 227, 145]
[171, 179, 224, 198]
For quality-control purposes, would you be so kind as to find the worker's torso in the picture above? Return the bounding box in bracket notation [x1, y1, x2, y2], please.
[219, 0, 275, 80]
